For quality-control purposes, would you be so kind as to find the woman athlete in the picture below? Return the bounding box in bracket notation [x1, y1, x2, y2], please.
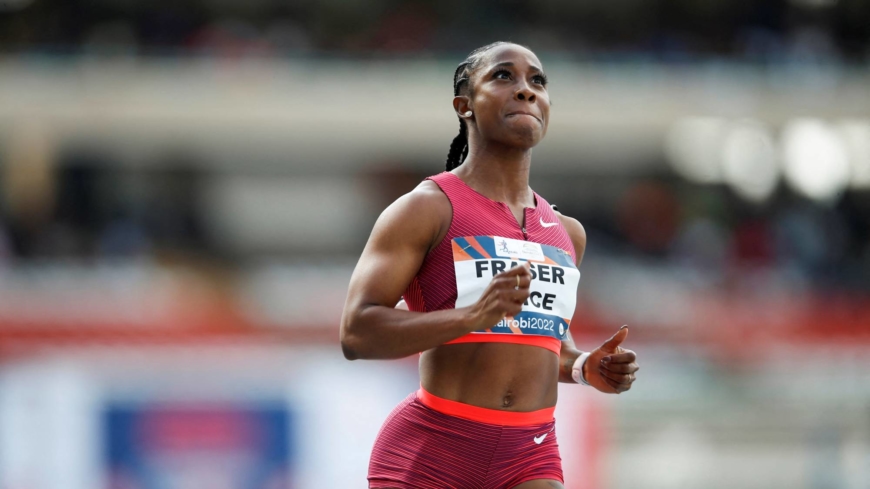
[341, 42, 640, 489]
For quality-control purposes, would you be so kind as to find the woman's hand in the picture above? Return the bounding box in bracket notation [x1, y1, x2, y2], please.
[466, 262, 532, 330]
[580, 325, 639, 394]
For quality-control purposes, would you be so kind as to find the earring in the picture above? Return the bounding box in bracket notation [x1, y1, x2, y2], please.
[464, 111, 472, 117]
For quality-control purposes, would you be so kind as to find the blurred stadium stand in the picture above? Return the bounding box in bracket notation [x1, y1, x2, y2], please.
[0, 1, 869, 488]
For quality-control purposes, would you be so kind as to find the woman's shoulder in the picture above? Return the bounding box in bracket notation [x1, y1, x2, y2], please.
[552, 207, 587, 265]
[553, 210, 585, 239]
[383, 179, 450, 212]
[374, 180, 452, 250]
[400, 179, 451, 215]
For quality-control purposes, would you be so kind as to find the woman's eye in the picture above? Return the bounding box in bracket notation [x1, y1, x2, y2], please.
[494, 70, 511, 80]
[533, 75, 548, 86]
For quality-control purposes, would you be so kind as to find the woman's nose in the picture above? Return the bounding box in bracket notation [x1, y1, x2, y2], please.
[515, 87, 536, 103]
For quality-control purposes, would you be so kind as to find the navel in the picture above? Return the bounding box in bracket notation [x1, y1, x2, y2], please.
[501, 390, 514, 408]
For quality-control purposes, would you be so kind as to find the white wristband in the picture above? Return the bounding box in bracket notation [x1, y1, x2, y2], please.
[571, 352, 592, 386]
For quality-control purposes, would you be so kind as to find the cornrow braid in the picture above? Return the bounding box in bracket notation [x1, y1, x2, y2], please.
[446, 118, 468, 171]
[445, 42, 511, 171]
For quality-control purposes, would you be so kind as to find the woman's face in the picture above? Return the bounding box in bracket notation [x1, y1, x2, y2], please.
[462, 44, 551, 150]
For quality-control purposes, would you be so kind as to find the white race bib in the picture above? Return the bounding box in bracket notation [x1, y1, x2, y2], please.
[452, 236, 580, 339]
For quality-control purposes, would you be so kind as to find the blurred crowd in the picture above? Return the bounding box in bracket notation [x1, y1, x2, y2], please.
[2, 155, 869, 295]
[574, 179, 870, 291]
[0, 145, 210, 264]
[0, 0, 869, 62]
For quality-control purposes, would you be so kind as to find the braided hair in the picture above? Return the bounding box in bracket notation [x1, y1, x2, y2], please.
[445, 42, 510, 171]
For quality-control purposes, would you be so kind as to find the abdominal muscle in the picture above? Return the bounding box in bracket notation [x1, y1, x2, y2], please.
[419, 342, 560, 412]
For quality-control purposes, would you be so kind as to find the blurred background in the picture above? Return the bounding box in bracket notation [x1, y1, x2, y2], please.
[0, 0, 869, 488]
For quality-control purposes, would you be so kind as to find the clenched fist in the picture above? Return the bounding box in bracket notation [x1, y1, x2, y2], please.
[466, 262, 532, 331]
[575, 325, 639, 394]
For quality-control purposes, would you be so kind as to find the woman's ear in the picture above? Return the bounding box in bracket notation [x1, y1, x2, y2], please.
[453, 96, 473, 119]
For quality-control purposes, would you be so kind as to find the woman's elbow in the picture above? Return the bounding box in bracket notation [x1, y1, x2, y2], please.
[339, 316, 366, 360]
[340, 332, 361, 360]
[340, 305, 394, 360]
[341, 341, 359, 360]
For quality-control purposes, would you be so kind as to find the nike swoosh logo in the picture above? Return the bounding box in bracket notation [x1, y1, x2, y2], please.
[533, 433, 547, 444]
[540, 218, 558, 228]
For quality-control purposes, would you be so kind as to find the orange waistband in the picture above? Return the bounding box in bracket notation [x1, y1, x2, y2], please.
[443, 334, 561, 355]
[416, 387, 555, 427]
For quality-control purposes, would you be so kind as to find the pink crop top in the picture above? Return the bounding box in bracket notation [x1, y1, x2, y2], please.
[403, 172, 580, 355]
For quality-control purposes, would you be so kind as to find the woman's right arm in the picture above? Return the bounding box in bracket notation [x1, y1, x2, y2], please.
[340, 182, 531, 360]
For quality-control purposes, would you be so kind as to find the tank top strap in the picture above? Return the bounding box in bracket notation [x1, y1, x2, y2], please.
[427, 172, 484, 206]
[427, 172, 508, 226]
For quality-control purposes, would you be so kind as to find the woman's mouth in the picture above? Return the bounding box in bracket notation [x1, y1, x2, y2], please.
[506, 112, 541, 123]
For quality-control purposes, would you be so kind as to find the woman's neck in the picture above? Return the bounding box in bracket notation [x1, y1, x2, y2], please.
[453, 142, 535, 208]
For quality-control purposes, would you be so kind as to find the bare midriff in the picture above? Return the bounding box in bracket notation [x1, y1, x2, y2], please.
[420, 342, 559, 413]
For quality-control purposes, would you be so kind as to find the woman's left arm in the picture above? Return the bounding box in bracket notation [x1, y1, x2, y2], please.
[556, 213, 588, 383]
[556, 212, 640, 393]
